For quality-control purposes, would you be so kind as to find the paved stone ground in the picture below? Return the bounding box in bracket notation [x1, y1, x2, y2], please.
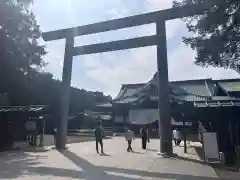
[43, 134, 96, 146]
[0, 137, 219, 180]
[214, 167, 240, 180]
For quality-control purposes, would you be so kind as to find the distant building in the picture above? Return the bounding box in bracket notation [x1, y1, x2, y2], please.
[95, 73, 240, 165]
[109, 73, 239, 126]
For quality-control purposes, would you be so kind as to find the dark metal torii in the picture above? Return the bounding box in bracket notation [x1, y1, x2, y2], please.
[42, 3, 208, 156]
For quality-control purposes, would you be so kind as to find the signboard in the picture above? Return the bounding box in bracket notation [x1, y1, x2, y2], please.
[203, 132, 219, 163]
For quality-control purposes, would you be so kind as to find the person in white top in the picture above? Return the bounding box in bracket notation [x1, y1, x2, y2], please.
[125, 128, 135, 152]
[173, 129, 182, 146]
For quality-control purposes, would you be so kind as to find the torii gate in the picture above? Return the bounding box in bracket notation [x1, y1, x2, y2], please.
[42, 3, 208, 156]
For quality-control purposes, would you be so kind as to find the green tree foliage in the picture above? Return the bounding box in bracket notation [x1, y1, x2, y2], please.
[0, 0, 111, 113]
[0, 0, 45, 75]
[0, 0, 45, 104]
[173, 0, 240, 72]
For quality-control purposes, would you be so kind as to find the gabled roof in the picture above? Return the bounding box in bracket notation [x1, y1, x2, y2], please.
[136, 72, 214, 97]
[171, 78, 214, 97]
[113, 74, 240, 105]
[112, 83, 146, 104]
[113, 83, 146, 100]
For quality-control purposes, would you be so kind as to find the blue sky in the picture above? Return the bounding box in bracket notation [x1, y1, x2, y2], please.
[32, 0, 239, 97]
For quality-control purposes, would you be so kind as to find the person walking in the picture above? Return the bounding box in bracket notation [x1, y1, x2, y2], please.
[53, 128, 57, 145]
[94, 124, 104, 153]
[140, 125, 150, 149]
[173, 128, 182, 146]
[125, 128, 135, 152]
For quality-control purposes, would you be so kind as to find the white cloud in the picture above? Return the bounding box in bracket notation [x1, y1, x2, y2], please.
[144, 0, 173, 10]
[143, 0, 183, 39]
[36, 0, 239, 98]
[85, 47, 157, 96]
[104, 8, 129, 19]
[83, 0, 239, 97]
[168, 42, 239, 81]
[41, 39, 65, 79]
[85, 42, 239, 97]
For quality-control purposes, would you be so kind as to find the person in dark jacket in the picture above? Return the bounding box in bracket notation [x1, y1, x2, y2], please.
[53, 128, 57, 145]
[94, 124, 104, 153]
[140, 125, 150, 149]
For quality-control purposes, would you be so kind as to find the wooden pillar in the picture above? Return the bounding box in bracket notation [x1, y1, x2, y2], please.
[156, 20, 173, 156]
[236, 115, 239, 146]
[56, 34, 74, 149]
[183, 117, 187, 153]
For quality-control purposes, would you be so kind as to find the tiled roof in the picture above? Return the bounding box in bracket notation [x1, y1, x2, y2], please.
[113, 89, 125, 100]
[113, 76, 240, 105]
[136, 73, 214, 97]
[170, 84, 188, 95]
[113, 84, 146, 100]
[219, 81, 240, 92]
[211, 96, 235, 101]
[174, 81, 213, 97]
[152, 72, 213, 95]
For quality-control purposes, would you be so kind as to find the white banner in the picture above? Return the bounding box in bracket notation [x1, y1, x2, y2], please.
[203, 132, 219, 162]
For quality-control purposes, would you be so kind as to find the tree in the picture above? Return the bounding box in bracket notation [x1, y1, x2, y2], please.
[0, 0, 45, 74]
[0, 1, 111, 134]
[173, 0, 240, 72]
[0, 0, 111, 115]
[0, 0, 46, 104]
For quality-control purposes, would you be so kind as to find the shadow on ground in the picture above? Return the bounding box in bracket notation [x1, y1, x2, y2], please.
[23, 149, 219, 180]
[43, 135, 96, 146]
[0, 136, 219, 180]
[193, 143, 240, 179]
[0, 136, 101, 179]
[146, 148, 158, 152]
[0, 151, 46, 179]
[194, 146, 205, 161]
[173, 154, 207, 165]
[43, 134, 112, 146]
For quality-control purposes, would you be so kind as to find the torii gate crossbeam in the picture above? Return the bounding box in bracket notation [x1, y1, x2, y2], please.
[42, 3, 208, 156]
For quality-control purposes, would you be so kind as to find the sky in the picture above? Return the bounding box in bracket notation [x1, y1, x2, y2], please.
[32, 0, 239, 98]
